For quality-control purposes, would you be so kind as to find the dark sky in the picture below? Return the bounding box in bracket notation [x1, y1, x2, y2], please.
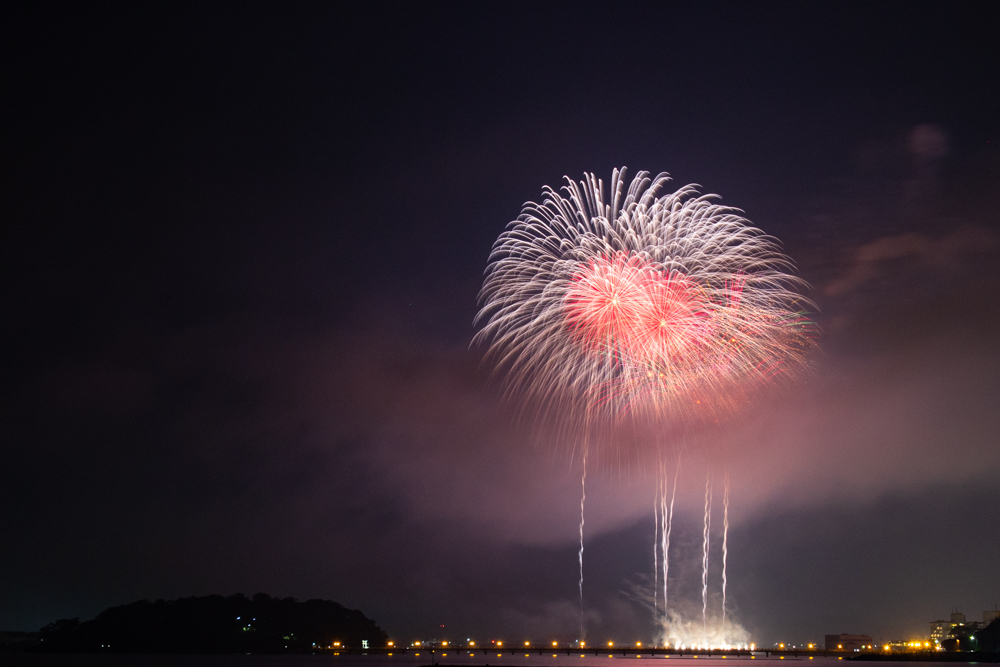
[2, 1, 999, 647]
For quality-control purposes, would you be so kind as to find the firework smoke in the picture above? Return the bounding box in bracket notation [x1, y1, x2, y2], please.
[659, 608, 751, 650]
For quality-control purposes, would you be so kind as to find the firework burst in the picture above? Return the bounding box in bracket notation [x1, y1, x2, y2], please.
[475, 168, 815, 436]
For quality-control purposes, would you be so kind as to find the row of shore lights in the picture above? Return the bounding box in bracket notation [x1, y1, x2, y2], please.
[335, 640, 935, 652]
[406, 641, 643, 648]
[403, 641, 753, 649]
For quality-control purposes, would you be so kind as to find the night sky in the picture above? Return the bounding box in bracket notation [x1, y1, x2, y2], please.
[3, 2, 999, 647]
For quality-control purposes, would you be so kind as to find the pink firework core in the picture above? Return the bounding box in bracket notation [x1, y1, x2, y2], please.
[564, 253, 711, 363]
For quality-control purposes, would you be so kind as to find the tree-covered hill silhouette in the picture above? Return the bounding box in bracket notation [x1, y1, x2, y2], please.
[37, 593, 388, 653]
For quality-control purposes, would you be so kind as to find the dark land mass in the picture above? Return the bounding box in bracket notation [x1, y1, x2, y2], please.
[19, 593, 387, 653]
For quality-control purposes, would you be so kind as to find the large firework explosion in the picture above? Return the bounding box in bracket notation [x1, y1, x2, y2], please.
[475, 168, 817, 645]
[475, 168, 815, 441]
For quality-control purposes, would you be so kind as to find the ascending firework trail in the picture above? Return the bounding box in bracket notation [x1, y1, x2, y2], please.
[654, 453, 681, 625]
[722, 471, 730, 639]
[578, 449, 586, 639]
[701, 473, 713, 635]
[475, 168, 816, 642]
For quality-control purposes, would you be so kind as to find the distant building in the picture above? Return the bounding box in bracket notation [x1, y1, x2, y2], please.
[931, 610, 988, 647]
[985, 607, 1000, 625]
[930, 621, 952, 645]
[825, 634, 874, 652]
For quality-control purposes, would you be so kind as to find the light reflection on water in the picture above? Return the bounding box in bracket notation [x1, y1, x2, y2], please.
[0, 655, 951, 667]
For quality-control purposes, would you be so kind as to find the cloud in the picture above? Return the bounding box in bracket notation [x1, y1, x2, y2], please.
[725, 327, 1000, 518]
[824, 226, 997, 297]
[908, 124, 949, 166]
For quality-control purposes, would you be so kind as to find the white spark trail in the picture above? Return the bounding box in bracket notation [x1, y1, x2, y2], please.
[701, 472, 712, 638]
[653, 473, 660, 625]
[578, 449, 588, 640]
[663, 454, 680, 618]
[722, 471, 730, 643]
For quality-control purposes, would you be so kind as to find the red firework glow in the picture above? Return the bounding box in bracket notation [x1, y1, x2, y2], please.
[564, 253, 652, 354]
[565, 252, 711, 366]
